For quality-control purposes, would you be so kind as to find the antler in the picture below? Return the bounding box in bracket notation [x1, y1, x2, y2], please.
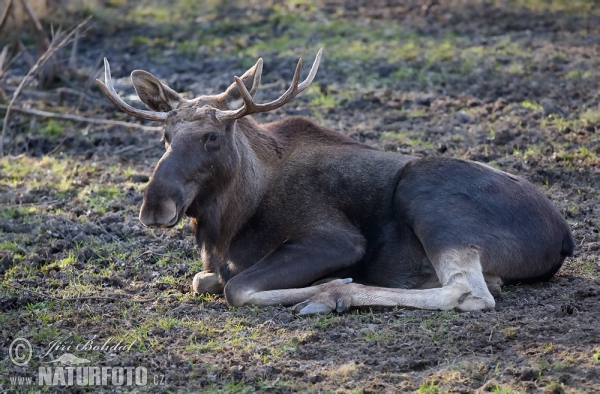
[216, 48, 323, 121]
[96, 58, 168, 122]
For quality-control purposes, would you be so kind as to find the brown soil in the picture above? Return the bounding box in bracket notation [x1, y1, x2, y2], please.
[1, 1, 599, 393]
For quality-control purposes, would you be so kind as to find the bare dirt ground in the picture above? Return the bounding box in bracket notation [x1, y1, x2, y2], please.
[1, 1, 599, 392]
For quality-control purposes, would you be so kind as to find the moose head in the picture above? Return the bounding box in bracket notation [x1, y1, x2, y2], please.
[97, 49, 322, 230]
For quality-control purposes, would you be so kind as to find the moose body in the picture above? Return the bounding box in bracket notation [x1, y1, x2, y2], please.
[98, 50, 574, 313]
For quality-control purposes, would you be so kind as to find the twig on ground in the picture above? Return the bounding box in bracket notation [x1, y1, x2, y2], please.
[1, 84, 103, 102]
[113, 144, 158, 155]
[139, 250, 186, 263]
[0, 45, 9, 78]
[68, 28, 79, 69]
[56, 87, 95, 102]
[81, 53, 105, 101]
[47, 134, 69, 154]
[4, 199, 61, 207]
[0, 0, 13, 33]
[0, 104, 163, 131]
[0, 16, 92, 157]
[10, 283, 163, 303]
[95, 220, 118, 242]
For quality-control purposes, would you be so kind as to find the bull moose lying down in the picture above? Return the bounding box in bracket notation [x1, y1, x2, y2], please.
[97, 49, 574, 314]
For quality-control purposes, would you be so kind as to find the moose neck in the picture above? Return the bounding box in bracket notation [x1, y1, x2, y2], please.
[192, 116, 273, 253]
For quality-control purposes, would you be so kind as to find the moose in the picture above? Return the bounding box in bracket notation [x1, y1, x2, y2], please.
[97, 49, 574, 314]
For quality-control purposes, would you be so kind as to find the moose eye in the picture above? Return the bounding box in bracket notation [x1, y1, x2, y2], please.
[207, 133, 219, 142]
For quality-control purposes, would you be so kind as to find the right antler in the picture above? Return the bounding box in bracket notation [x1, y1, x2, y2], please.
[96, 58, 168, 122]
[216, 48, 323, 121]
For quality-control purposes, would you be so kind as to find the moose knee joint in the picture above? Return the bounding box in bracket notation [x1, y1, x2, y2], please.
[223, 279, 254, 307]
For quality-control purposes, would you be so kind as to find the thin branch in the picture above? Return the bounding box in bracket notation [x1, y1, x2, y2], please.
[0, 16, 92, 157]
[84, 52, 105, 92]
[0, 0, 13, 33]
[1, 84, 99, 102]
[0, 104, 163, 131]
[0, 45, 8, 74]
[20, 0, 43, 35]
[10, 283, 162, 303]
[1, 45, 25, 73]
[68, 28, 79, 69]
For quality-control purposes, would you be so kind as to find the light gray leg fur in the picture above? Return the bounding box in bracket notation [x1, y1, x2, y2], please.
[293, 247, 496, 315]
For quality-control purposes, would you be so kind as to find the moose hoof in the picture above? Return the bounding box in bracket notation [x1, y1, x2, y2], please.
[456, 292, 495, 311]
[192, 271, 223, 294]
[293, 279, 354, 315]
[293, 300, 333, 315]
[487, 283, 502, 298]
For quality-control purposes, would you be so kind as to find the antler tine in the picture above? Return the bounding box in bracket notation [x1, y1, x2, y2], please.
[217, 48, 323, 121]
[96, 58, 168, 122]
[248, 58, 263, 97]
[297, 47, 322, 92]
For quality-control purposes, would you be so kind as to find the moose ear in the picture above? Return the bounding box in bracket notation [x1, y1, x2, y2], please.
[131, 70, 184, 112]
[223, 58, 263, 108]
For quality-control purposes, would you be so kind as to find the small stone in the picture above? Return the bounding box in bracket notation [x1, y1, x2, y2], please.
[455, 111, 471, 123]
[130, 174, 150, 183]
[520, 367, 540, 381]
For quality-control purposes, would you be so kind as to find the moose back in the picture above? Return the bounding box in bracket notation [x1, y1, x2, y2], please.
[97, 49, 574, 314]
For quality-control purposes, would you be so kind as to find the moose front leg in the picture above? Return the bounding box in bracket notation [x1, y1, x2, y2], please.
[192, 271, 223, 294]
[223, 228, 365, 308]
[294, 246, 496, 314]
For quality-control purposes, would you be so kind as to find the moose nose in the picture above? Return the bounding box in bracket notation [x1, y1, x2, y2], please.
[139, 198, 179, 227]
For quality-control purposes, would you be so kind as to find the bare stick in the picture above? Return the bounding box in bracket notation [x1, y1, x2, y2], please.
[0, 45, 9, 71]
[0, 0, 13, 33]
[0, 104, 163, 131]
[0, 16, 91, 157]
[10, 283, 162, 303]
[20, 0, 43, 35]
[68, 28, 79, 69]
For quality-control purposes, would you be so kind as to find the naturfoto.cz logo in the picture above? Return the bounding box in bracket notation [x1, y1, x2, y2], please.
[7, 337, 163, 387]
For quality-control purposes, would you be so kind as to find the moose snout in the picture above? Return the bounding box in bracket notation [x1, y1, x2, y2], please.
[139, 198, 179, 228]
[139, 181, 184, 228]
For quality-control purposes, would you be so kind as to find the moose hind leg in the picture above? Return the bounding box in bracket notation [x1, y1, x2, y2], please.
[483, 273, 503, 298]
[294, 246, 495, 314]
[432, 247, 496, 311]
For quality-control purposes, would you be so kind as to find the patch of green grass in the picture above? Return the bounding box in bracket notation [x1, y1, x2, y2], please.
[308, 89, 339, 109]
[381, 130, 433, 149]
[86, 185, 123, 214]
[489, 383, 521, 394]
[591, 348, 600, 363]
[40, 120, 65, 138]
[501, 326, 520, 339]
[537, 358, 550, 372]
[31, 326, 60, 342]
[157, 317, 179, 330]
[203, 380, 252, 394]
[580, 107, 600, 124]
[187, 338, 224, 353]
[565, 69, 582, 79]
[503, 0, 599, 14]
[0, 240, 18, 250]
[41, 251, 77, 273]
[311, 314, 338, 329]
[417, 378, 440, 394]
[363, 330, 395, 344]
[521, 101, 542, 111]
[541, 114, 575, 133]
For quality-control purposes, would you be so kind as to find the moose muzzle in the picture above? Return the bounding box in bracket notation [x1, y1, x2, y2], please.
[139, 177, 185, 228]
